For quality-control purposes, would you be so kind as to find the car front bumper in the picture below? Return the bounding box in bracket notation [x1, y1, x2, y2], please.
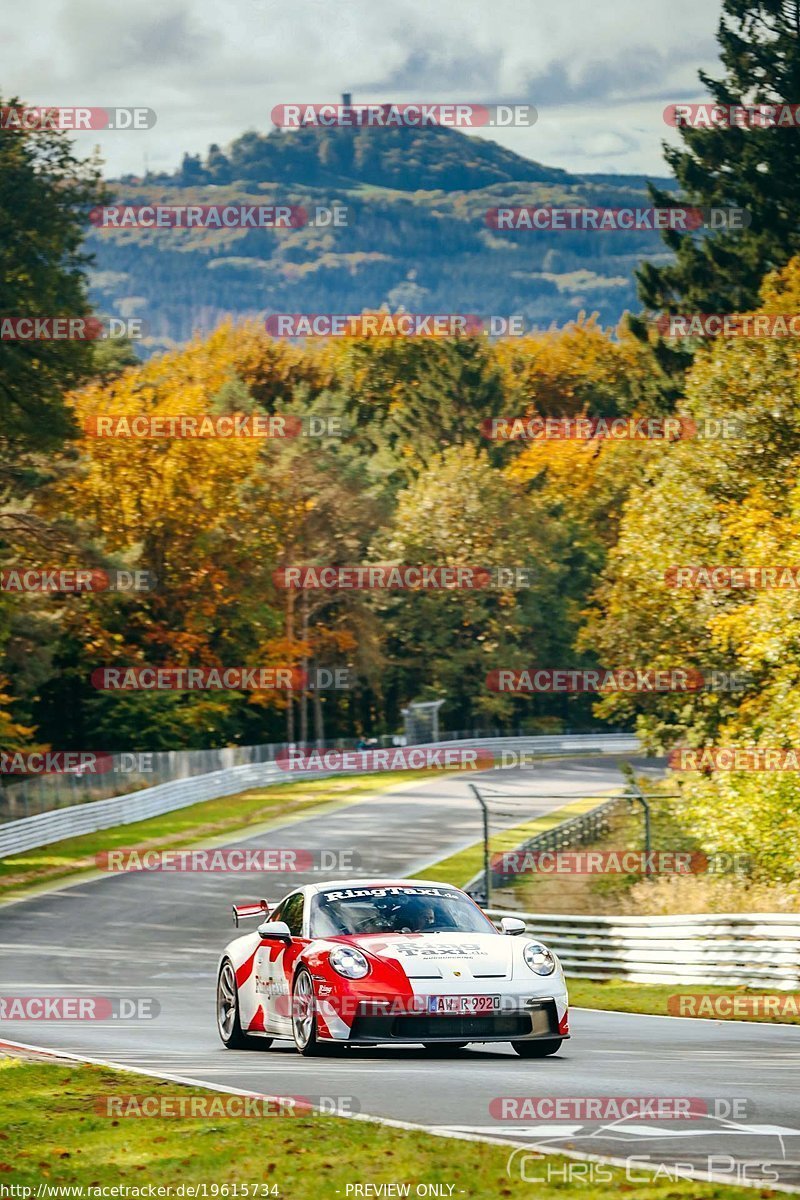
[344, 997, 565, 1043]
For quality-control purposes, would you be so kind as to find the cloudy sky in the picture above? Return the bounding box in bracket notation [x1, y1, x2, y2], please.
[1, 0, 724, 179]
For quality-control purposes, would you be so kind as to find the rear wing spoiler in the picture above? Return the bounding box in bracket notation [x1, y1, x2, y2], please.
[232, 899, 270, 928]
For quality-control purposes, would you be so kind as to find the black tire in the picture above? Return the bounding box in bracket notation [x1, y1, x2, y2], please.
[511, 1038, 562, 1058]
[217, 958, 273, 1050]
[291, 966, 329, 1056]
[422, 1043, 468, 1055]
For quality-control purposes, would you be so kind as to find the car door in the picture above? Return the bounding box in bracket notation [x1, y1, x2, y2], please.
[244, 894, 286, 1033]
[256, 890, 307, 1034]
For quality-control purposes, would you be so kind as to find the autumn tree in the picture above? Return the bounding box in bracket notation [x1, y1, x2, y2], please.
[372, 444, 576, 731]
[585, 256, 800, 877]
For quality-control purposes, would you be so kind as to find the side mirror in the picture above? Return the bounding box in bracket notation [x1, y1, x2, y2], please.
[257, 920, 292, 942]
[500, 916, 526, 936]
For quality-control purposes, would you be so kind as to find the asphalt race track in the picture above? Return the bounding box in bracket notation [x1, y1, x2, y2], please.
[2, 755, 799, 1191]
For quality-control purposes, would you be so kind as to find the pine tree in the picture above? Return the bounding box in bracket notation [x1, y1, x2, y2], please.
[0, 95, 107, 450]
[637, 0, 800, 315]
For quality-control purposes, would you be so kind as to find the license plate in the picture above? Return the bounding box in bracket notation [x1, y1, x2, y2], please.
[426, 994, 501, 1014]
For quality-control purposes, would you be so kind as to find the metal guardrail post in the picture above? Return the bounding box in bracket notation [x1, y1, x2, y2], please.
[627, 779, 652, 872]
[469, 782, 491, 909]
[620, 761, 651, 873]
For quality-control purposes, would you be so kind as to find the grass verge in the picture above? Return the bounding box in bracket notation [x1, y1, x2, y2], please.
[0, 769, 445, 901]
[568, 977, 800, 1024]
[0, 1054, 762, 1200]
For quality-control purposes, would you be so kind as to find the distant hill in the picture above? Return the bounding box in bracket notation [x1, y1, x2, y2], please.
[88, 123, 677, 355]
[170, 124, 577, 192]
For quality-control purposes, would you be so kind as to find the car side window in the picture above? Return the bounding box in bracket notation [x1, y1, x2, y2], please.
[281, 892, 304, 937]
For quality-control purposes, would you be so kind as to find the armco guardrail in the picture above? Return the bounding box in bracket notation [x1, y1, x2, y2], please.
[0, 733, 639, 860]
[513, 793, 628, 855]
[487, 909, 800, 989]
[0, 726, 635, 819]
[0, 739, 344, 820]
[0, 760, 291, 860]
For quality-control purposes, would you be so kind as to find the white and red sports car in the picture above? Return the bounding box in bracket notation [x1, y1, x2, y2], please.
[216, 878, 569, 1057]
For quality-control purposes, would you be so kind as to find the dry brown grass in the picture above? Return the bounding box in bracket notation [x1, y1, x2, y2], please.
[612, 872, 800, 915]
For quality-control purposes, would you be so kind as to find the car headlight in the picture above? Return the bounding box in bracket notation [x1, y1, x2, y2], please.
[523, 940, 556, 976]
[329, 946, 370, 979]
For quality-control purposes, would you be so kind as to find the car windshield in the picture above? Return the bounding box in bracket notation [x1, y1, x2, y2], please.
[309, 885, 497, 937]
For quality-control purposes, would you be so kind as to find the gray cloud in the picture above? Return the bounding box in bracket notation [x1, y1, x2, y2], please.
[360, 46, 506, 94]
[0, 0, 726, 178]
[524, 40, 719, 109]
[54, 0, 215, 76]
